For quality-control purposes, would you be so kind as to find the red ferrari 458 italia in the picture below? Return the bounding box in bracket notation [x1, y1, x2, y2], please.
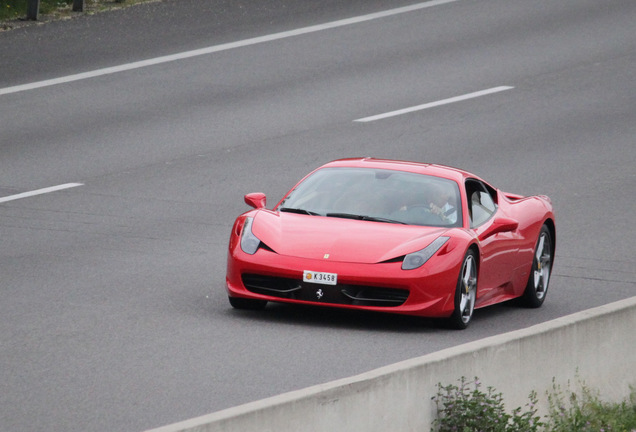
[226, 158, 555, 329]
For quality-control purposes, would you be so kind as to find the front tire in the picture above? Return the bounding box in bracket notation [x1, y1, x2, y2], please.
[448, 250, 478, 330]
[521, 225, 552, 308]
[228, 296, 267, 310]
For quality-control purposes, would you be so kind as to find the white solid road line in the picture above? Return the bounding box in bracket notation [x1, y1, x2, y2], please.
[0, 0, 458, 96]
[354, 86, 515, 122]
[0, 183, 84, 203]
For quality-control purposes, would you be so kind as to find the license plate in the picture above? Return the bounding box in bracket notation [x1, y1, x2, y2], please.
[303, 270, 337, 286]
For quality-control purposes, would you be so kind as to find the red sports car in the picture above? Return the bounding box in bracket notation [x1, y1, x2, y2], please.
[226, 158, 555, 329]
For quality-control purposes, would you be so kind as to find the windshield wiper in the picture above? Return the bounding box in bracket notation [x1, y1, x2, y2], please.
[366, 216, 407, 224]
[326, 213, 406, 224]
[279, 207, 320, 216]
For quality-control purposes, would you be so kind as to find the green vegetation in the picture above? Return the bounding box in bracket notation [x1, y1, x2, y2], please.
[0, 0, 73, 21]
[1, 0, 147, 29]
[432, 377, 542, 432]
[432, 377, 636, 432]
[545, 378, 636, 432]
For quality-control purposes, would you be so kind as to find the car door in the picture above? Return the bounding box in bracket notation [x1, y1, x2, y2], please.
[466, 179, 521, 306]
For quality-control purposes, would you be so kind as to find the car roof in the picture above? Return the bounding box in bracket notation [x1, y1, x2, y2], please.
[321, 158, 477, 184]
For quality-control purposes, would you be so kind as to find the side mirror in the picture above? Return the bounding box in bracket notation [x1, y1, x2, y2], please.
[479, 217, 518, 240]
[244, 192, 266, 209]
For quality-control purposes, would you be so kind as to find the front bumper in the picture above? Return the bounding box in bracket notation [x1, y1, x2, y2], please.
[226, 245, 463, 318]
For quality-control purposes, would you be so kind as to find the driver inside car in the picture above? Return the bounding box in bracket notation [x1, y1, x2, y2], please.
[428, 183, 457, 224]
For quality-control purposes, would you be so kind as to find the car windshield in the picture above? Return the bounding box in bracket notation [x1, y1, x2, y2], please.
[277, 167, 462, 227]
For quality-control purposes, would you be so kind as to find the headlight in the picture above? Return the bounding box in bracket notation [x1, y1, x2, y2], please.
[402, 236, 449, 270]
[240, 217, 261, 255]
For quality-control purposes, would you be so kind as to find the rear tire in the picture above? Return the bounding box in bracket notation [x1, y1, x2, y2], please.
[521, 225, 552, 308]
[228, 296, 267, 310]
[448, 249, 478, 330]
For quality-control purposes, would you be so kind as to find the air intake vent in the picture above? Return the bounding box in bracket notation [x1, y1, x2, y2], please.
[242, 274, 408, 307]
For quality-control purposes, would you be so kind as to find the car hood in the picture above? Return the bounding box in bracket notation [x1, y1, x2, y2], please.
[251, 211, 448, 264]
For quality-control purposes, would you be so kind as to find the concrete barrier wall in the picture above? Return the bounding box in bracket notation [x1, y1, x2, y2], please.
[148, 296, 636, 432]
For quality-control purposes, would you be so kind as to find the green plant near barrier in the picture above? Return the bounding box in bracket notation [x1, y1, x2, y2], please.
[432, 377, 636, 432]
[0, 0, 73, 20]
[431, 376, 543, 432]
[545, 378, 636, 432]
[1, 0, 135, 24]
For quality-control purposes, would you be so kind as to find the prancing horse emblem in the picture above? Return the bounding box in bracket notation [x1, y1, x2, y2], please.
[316, 289, 324, 300]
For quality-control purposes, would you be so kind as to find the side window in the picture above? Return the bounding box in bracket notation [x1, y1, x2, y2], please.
[466, 180, 497, 228]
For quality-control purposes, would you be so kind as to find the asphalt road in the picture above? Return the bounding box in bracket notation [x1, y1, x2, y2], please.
[1, 0, 635, 431]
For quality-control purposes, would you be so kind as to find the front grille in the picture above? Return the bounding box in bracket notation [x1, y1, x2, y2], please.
[242, 274, 409, 307]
